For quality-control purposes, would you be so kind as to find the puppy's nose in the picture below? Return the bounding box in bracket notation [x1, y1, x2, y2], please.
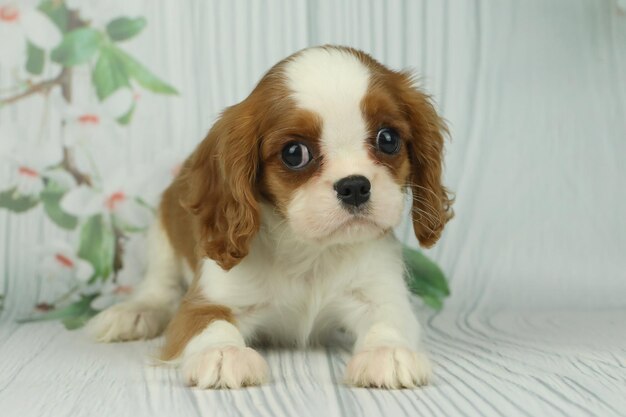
[334, 175, 371, 207]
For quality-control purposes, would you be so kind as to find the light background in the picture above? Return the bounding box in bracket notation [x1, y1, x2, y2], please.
[1, 1, 625, 416]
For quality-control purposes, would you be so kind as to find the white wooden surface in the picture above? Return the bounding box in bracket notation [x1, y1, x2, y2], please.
[1, 306, 625, 417]
[2, 1, 626, 416]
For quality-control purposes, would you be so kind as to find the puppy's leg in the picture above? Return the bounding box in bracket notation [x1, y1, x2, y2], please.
[342, 271, 432, 389]
[162, 293, 269, 389]
[86, 218, 186, 342]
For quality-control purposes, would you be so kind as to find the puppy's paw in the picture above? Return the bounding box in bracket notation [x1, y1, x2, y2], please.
[182, 346, 269, 389]
[86, 302, 171, 342]
[345, 347, 432, 389]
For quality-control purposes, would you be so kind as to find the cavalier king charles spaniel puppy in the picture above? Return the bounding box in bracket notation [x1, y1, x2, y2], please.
[87, 45, 453, 390]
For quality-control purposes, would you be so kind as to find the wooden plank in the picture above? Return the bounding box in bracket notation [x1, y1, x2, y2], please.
[1, 309, 625, 417]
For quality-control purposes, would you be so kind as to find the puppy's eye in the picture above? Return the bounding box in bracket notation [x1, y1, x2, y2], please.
[376, 128, 401, 154]
[281, 142, 312, 169]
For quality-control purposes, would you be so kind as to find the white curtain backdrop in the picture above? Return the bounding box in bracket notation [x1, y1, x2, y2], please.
[2, 0, 625, 312]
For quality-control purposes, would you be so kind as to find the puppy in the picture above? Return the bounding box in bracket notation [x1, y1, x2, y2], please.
[87, 45, 453, 389]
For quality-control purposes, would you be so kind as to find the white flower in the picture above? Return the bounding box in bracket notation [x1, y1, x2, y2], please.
[60, 171, 153, 229]
[39, 240, 94, 284]
[64, 0, 143, 28]
[89, 234, 146, 310]
[60, 152, 182, 231]
[0, 125, 73, 196]
[0, 0, 62, 69]
[52, 87, 134, 147]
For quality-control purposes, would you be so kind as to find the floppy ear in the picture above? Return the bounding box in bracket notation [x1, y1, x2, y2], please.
[179, 104, 260, 270]
[397, 72, 454, 247]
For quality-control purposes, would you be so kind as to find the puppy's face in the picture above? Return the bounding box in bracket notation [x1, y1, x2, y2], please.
[261, 50, 412, 244]
[181, 46, 452, 269]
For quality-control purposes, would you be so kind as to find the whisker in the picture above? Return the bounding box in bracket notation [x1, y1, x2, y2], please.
[409, 208, 438, 235]
[410, 205, 440, 224]
[407, 193, 440, 218]
[403, 181, 443, 201]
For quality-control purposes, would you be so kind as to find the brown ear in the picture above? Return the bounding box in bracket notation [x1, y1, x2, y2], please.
[397, 72, 454, 247]
[179, 104, 260, 270]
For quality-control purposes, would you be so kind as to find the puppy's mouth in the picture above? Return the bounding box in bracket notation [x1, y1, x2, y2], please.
[319, 214, 385, 241]
[340, 215, 379, 228]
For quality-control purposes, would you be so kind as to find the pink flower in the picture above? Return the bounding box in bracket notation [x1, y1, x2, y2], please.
[60, 171, 153, 230]
[0, 124, 73, 196]
[39, 240, 94, 284]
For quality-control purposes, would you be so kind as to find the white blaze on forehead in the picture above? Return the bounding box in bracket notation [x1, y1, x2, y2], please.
[284, 47, 371, 161]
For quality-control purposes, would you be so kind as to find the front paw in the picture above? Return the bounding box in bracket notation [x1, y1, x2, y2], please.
[86, 302, 171, 342]
[345, 347, 432, 389]
[182, 346, 269, 389]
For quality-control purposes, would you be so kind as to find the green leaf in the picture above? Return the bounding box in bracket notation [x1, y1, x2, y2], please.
[110, 46, 178, 94]
[420, 294, 444, 310]
[26, 42, 45, 75]
[106, 17, 147, 42]
[116, 102, 135, 125]
[62, 308, 98, 330]
[92, 46, 130, 100]
[403, 246, 450, 310]
[38, 0, 70, 33]
[0, 188, 39, 213]
[17, 293, 99, 325]
[40, 182, 78, 230]
[51, 28, 103, 66]
[77, 215, 115, 282]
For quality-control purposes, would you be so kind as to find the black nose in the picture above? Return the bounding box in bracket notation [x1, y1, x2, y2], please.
[334, 175, 371, 207]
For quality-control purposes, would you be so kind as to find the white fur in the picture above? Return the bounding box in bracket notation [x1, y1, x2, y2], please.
[181, 320, 269, 388]
[90, 47, 431, 389]
[86, 218, 189, 342]
[345, 347, 432, 389]
[285, 47, 370, 159]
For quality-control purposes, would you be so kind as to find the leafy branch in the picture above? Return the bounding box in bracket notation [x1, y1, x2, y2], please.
[61, 146, 92, 186]
[2, 1, 179, 329]
[0, 71, 67, 106]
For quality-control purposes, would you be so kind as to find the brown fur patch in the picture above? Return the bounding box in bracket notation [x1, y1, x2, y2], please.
[160, 57, 325, 271]
[387, 72, 454, 247]
[159, 62, 284, 270]
[160, 187, 200, 273]
[160, 287, 235, 361]
[259, 109, 323, 214]
[338, 45, 454, 247]
[360, 85, 412, 187]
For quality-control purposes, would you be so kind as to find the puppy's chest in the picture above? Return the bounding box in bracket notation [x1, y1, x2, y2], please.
[249, 264, 351, 313]
[203, 254, 360, 343]
[245, 273, 352, 344]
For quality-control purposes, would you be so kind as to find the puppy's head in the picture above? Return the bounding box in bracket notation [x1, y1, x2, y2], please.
[182, 46, 453, 270]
